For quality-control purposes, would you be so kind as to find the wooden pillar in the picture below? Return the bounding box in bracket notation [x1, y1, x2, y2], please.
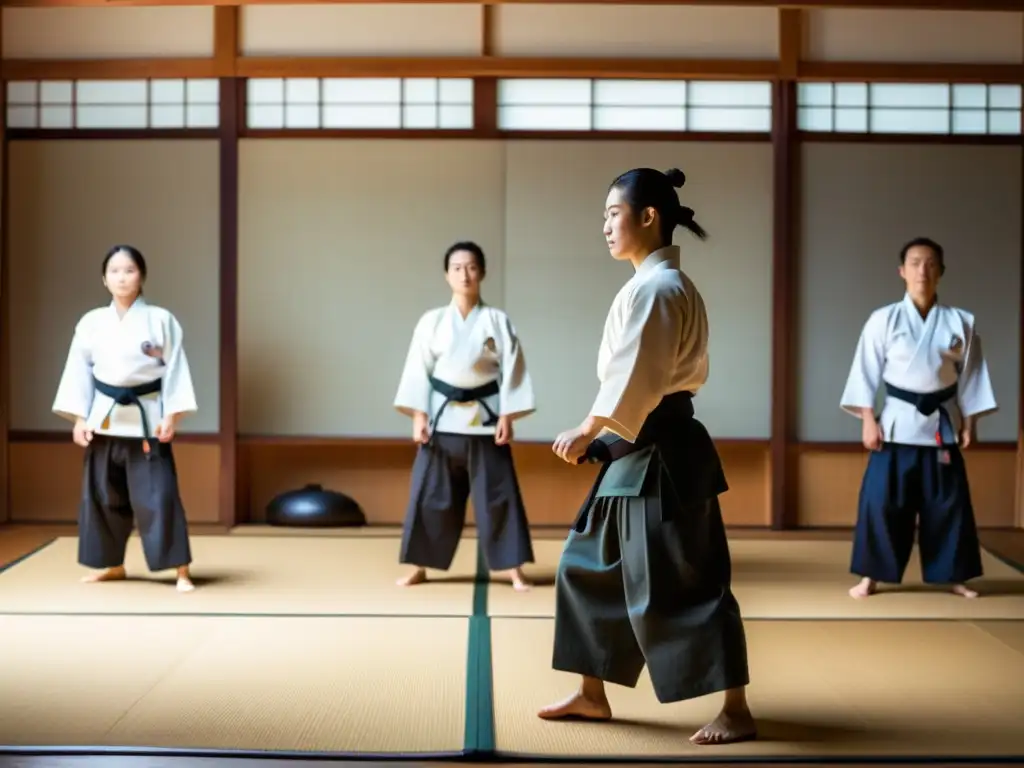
[0, 9, 8, 525]
[215, 7, 241, 528]
[770, 8, 802, 529]
[1017, 16, 1024, 530]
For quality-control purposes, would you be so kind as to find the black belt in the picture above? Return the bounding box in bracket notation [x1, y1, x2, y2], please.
[427, 376, 500, 442]
[93, 377, 162, 458]
[577, 390, 695, 465]
[571, 390, 695, 531]
[884, 381, 958, 446]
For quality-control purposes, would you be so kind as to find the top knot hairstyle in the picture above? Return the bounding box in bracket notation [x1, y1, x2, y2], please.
[609, 167, 708, 245]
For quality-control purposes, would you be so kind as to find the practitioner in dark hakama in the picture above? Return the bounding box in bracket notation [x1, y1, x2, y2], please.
[840, 237, 997, 600]
[393, 241, 536, 591]
[537, 168, 756, 746]
[52, 245, 198, 592]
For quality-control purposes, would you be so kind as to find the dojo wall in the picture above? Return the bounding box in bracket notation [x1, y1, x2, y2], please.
[237, 138, 773, 526]
[238, 140, 773, 441]
[0, 3, 1022, 531]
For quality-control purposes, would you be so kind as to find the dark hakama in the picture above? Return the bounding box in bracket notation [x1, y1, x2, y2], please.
[850, 444, 983, 585]
[399, 432, 534, 572]
[850, 381, 984, 585]
[400, 376, 534, 572]
[551, 391, 750, 703]
[78, 377, 192, 573]
[78, 435, 193, 573]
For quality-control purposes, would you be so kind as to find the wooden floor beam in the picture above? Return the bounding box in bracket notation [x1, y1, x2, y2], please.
[3, 0, 1024, 10]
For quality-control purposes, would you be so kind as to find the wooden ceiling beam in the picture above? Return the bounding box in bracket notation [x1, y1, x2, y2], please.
[800, 61, 1024, 82]
[3, 56, 1022, 83]
[3, 0, 1024, 10]
[235, 56, 779, 79]
[1, 57, 221, 79]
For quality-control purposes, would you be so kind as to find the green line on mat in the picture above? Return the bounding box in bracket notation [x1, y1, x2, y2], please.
[464, 543, 496, 755]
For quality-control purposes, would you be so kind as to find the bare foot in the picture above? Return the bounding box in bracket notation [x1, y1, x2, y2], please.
[80, 565, 126, 583]
[952, 583, 978, 598]
[690, 707, 757, 746]
[397, 567, 427, 587]
[507, 567, 532, 592]
[537, 691, 612, 721]
[176, 566, 195, 593]
[849, 577, 877, 598]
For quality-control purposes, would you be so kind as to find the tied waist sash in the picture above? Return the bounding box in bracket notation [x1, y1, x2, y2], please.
[571, 390, 695, 531]
[883, 380, 958, 447]
[93, 377, 163, 458]
[427, 376, 500, 442]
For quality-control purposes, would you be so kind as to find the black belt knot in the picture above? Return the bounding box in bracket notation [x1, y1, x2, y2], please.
[883, 380, 958, 447]
[427, 376, 500, 444]
[93, 377, 163, 458]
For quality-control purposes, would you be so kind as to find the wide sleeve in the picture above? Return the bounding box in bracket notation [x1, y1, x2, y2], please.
[161, 313, 199, 417]
[393, 313, 436, 418]
[496, 313, 535, 421]
[839, 310, 887, 419]
[52, 319, 95, 424]
[588, 281, 683, 443]
[957, 321, 998, 420]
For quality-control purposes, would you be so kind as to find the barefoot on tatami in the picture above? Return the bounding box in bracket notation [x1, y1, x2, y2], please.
[397, 567, 428, 586]
[952, 583, 979, 598]
[850, 577, 979, 599]
[849, 577, 877, 598]
[176, 566, 195, 593]
[80, 565, 127, 583]
[507, 567, 532, 592]
[690, 707, 758, 746]
[537, 690, 612, 722]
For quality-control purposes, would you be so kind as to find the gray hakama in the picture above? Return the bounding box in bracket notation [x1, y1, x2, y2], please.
[551, 391, 749, 703]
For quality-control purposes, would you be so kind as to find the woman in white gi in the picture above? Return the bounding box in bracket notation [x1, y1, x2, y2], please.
[538, 168, 756, 746]
[393, 241, 536, 591]
[52, 245, 198, 593]
[840, 237, 997, 599]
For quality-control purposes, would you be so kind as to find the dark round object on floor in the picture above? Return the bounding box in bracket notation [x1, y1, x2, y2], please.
[265, 484, 366, 528]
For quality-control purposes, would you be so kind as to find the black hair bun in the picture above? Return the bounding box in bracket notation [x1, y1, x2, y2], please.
[663, 168, 686, 188]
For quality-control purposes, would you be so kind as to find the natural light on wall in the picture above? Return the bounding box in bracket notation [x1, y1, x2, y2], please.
[244, 77, 475, 130]
[797, 82, 1022, 135]
[5, 79, 220, 129]
[496, 79, 773, 132]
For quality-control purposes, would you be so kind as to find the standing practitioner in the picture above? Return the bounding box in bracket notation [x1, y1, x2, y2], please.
[394, 241, 536, 592]
[538, 168, 756, 746]
[840, 237, 997, 600]
[52, 245, 198, 593]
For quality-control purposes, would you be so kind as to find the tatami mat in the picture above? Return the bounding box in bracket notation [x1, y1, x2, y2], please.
[0, 535, 478, 616]
[490, 617, 1024, 759]
[0, 614, 467, 755]
[490, 538, 1024, 620]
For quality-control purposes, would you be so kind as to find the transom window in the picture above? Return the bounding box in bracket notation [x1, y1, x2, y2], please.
[496, 78, 774, 133]
[5, 79, 220, 130]
[244, 78, 475, 130]
[797, 82, 1021, 135]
